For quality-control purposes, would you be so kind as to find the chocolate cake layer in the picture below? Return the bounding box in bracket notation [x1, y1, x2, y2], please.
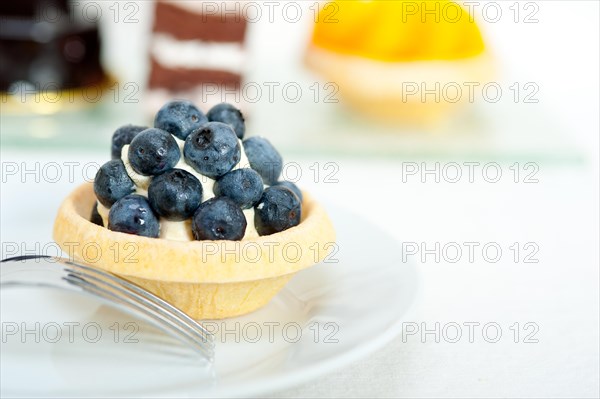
[148, 58, 241, 91]
[153, 1, 247, 43]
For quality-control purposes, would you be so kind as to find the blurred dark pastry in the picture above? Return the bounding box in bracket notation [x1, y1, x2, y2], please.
[0, 0, 107, 112]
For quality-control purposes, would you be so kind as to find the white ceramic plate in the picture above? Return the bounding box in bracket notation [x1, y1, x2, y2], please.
[0, 205, 420, 398]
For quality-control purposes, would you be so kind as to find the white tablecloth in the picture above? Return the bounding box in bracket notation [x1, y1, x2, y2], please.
[1, 153, 597, 398]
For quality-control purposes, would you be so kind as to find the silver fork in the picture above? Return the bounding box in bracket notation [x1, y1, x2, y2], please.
[0, 255, 215, 361]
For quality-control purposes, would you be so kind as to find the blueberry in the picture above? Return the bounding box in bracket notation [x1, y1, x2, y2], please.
[207, 103, 245, 139]
[183, 122, 240, 179]
[192, 197, 246, 241]
[214, 168, 263, 209]
[108, 194, 160, 238]
[254, 186, 301, 236]
[94, 159, 136, 208]
[148, 169, 203, 221]
[128, 128, 180, 176]
[154, 100, 208, 140]
[242, 137, 282, 185]
[90, 203, 104, 227]
[273, 180, 303, 202]
[111, 125, 147, 159]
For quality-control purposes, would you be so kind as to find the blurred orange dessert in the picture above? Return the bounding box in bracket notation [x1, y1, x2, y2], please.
[305, 0, 494, 124]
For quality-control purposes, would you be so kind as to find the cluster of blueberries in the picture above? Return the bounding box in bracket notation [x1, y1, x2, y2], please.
[92, 101, 302, 241]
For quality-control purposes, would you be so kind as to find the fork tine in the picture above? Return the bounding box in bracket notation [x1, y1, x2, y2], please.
[64, 272, 215, 361]
[66, 261, 215, 343]
[65, 268, 214, 352]
[66, 268, 214, 347]
[65, 264, 214, 346]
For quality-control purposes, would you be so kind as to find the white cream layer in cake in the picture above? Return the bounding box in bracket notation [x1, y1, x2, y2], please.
[150, 33, 245, 74]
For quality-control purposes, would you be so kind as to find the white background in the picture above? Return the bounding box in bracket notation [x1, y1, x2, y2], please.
[265, 2, 600, 397]
[1, 1, 599, 397]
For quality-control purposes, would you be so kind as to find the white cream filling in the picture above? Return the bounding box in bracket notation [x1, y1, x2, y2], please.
[121, 145, 152, 193]
[99, 137, 256, 241]
[159, 218, 194, 241]
[242, 208, 259, 239]
[97, 202, 111, 226]
[151, 33, 246, 74]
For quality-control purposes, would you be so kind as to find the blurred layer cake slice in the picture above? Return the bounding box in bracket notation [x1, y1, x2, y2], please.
[147, 1, 248, 113]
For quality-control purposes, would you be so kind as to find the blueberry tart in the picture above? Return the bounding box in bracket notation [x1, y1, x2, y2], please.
[53, 102, 335, 319]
